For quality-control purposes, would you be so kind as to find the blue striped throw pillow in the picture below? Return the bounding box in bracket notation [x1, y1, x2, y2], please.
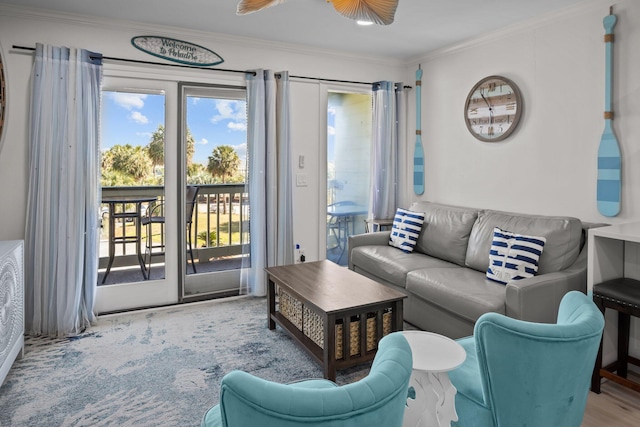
[487, 227, 546, 284]
[389, 208, 425, 253]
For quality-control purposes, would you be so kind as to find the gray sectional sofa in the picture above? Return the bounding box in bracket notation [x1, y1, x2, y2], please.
[348, 201, 602, 339]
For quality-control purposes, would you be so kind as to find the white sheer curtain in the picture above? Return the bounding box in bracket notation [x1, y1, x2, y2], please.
[369, 82, 407, 220]
[24, 43, 102, 336]
[241, 70, 293, 296]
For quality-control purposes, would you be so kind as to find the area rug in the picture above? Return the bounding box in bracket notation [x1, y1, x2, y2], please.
[0, 296, 370, 427]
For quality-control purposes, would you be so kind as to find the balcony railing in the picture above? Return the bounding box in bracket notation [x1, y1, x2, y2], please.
[99, 184, 249, 273]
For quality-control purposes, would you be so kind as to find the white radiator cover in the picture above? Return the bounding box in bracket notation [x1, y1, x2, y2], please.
[0, 240, 24, 386]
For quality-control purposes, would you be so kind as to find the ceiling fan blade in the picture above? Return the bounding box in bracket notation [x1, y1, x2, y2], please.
[329, 0, 398, 25]
[237, 0, 288, 15]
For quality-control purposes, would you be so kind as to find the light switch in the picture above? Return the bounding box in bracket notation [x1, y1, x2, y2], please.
[299, 155, 305, 169]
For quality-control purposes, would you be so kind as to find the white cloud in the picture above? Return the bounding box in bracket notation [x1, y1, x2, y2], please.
[130, 111, 149, 124]
[211, 99, 246, 131]
[211, 100, 235, 122]
[198, 138, 209, 145]
[327, 126, 336, 136]
[228, 122, 246, 131]
[111, 92, 147, 110]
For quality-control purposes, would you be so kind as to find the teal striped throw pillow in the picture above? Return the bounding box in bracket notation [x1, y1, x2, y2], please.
[389, 208, 425, 253]
[487, 227, 546, 284]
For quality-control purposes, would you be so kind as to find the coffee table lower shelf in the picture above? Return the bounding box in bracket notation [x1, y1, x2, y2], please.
[270, 312, 332, 369]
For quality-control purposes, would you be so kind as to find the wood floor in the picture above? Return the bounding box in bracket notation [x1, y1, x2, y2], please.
[583, 375, 640, 426]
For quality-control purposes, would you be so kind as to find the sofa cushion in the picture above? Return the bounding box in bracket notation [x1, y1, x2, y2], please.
[389, 208, 425, 253]
[406, 268, 506, 323]
[465, 210, 582, 275]
[486, 227, 546, 284]
[408, 201, 479, 267]
[351, 245, 459, 289]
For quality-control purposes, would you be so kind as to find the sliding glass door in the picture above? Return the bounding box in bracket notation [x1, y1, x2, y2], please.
[179, 83, 249, 300]
[96, 77, 249, 312]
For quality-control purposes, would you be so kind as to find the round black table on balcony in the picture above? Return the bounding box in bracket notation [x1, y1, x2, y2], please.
[101, 195, 157, 284]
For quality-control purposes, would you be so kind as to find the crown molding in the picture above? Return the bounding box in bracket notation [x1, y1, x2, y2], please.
[407, 0, 616, 65]
[0, 3, 402, 68]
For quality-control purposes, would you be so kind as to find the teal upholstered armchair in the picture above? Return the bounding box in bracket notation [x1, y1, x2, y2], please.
[201, 332, 413, 427]
[449, 290, 604, 427]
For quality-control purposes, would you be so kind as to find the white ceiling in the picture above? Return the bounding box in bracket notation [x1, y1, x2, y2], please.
[2, 0, 594, 60]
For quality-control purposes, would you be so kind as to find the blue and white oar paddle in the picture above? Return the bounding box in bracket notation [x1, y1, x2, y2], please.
[597, 9, 621, 217]
[414, 65, 424, 195]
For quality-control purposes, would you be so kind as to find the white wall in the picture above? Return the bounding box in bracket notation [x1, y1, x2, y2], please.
[405, 0, 639, 225]
[0, 4, 405, 264]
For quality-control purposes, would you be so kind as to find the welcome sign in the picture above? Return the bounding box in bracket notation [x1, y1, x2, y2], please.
[131, 36, 224, 66]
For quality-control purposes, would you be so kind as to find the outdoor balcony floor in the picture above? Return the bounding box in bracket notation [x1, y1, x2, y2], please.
[97, 256, 244, 286]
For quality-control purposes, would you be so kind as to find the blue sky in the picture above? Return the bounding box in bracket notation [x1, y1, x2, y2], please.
[101, 91, 247, 166]
[102, 90, 336, 166]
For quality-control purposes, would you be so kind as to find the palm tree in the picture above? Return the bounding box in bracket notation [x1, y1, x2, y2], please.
[207, 145, 240, 184]
[127, 146, 153, 182]
[207, 145, 240, 214]
[185, 129, 195, 168]
[145, 124, 196, 179]
[147, 125, 164, 176]
[102, 144, 152, 184]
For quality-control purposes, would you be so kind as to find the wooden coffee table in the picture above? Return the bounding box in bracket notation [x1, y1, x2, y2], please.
[266, 260, 407, 381]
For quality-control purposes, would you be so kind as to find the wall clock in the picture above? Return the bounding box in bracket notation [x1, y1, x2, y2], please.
[464, 75, 522, 142]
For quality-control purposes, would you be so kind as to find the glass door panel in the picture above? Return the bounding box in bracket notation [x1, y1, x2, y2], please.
[179, 83, 249, 300]
[326, 92, 372, 266]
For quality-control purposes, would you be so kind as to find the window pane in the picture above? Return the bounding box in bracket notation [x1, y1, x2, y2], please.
[327, 92, 371, 266]
[99, 90, 165, 285]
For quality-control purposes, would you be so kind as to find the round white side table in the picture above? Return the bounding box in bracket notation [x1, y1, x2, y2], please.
[402, 331, 466, 427]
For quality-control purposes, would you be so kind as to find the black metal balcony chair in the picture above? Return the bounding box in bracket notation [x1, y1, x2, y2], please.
[142, 185, 199, 279]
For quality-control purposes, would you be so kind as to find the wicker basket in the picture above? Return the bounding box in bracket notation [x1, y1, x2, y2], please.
[335, 318, 361, 359]
[278, 286, 393, 360]
[305, 308, 393, 360]
[382, 309, 392, 336]
[277, 287, 303, 331]
[303, 306, 324, 348]
[366, 311, 393, 352]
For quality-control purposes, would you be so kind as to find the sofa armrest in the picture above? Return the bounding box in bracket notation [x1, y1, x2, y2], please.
[505, 246, 587, 323]
[348, 231, 391, 269]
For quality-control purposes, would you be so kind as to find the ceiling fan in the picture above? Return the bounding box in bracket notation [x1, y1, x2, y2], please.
[237, 0, 399, 26]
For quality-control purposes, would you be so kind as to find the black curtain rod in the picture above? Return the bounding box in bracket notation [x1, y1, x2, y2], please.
[12, 45, 252, 75]
[12, 45, 411, 89]
[282, 73, 411, 89]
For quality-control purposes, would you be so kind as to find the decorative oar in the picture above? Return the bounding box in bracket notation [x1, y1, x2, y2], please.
[414, 65, 424, 195]
[597, 8, 621, 217]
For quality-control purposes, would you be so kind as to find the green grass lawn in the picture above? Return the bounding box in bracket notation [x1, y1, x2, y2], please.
[102, 211, 246, 248]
